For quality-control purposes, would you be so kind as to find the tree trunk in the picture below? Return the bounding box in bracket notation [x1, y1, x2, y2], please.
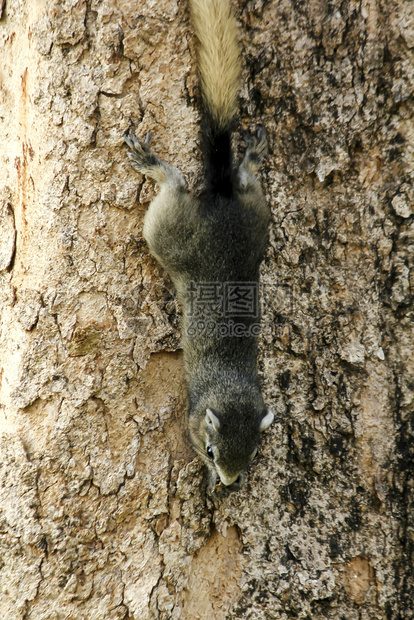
[0, 0, 413, 618]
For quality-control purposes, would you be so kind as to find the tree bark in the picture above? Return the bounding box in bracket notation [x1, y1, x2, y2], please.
[0, 0, 413, 618]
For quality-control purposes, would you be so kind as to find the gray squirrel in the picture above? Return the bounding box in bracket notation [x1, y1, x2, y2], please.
[124, 0, 273, 495]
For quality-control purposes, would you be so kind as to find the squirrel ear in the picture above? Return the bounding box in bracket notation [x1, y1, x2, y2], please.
[259, 409, 274, 431]
[206, 408, 221, 430]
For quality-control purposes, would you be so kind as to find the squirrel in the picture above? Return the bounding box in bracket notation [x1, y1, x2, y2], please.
[124, 0, 273, 496]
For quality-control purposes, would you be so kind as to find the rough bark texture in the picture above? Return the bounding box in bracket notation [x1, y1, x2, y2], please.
[0, 0, 413, 618]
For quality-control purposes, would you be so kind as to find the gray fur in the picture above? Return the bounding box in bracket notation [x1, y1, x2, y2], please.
[124, 2, 273, 497]
[125, 130, 273, 495]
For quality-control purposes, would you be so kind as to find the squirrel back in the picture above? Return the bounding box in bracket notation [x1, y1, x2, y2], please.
[124, 0, 273, 497]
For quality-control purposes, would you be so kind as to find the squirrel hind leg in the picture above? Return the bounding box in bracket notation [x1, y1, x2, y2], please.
[124, 131, 186, 188]
[238, 125, 268, 188]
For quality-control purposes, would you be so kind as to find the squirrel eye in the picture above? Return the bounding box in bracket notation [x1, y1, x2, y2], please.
[206, 445, 214, 460]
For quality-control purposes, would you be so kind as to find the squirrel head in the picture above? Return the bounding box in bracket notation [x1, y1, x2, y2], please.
[189, 398, 273, 489]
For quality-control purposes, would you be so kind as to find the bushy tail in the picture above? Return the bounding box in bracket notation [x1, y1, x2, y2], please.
[190, 0, 241, 196]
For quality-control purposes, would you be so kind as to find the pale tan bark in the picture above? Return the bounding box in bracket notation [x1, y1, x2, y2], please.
[0, 0, 413, 618]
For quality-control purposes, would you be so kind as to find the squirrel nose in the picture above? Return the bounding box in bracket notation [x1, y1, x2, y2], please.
[217, 470, 241, 486]
[228, 472, 245, 490]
